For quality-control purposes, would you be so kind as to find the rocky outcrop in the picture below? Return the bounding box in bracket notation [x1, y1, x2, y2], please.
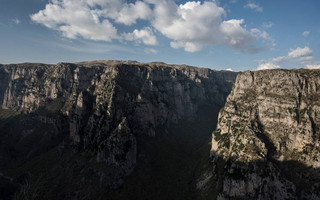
[0, 61, 236, 198]
[210, 69, 320, 199]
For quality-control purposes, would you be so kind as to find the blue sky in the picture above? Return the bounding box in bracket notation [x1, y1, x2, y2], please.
[0, 0, 319, 71]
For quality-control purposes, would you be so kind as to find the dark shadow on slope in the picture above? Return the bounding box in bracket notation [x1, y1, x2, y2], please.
[109, 105, 222, 200]
[0, 67, 9, 106]
[0, 108, 71, 200]
[251, 114, 277, 158]
[274, 159, 320, 198]
[0, 107, 121, 200]
[209, 152, 320, 199]
[0, 104, 222, 200]
[0, 63, 238, 200]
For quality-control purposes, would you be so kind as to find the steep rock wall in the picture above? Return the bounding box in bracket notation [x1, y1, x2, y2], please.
[0, 61, 237, 195]
[210, 69, 320, 199]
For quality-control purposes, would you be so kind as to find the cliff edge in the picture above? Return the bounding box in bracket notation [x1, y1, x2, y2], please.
[209, 69, 320, 199]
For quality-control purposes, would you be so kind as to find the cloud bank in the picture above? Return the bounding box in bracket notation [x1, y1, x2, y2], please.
[31, 0, 272, 53]
[257, 62, 280, 70]
[306, 64, 320, 69]
[257, 46, 316, 70]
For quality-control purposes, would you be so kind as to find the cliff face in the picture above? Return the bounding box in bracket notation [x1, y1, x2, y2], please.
[3, 63, 320, 199]
[0, 61, 236, 199]
[210, 69, 320, 199]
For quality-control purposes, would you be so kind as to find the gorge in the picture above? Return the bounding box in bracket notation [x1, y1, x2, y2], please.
[0, 61, 319, 199]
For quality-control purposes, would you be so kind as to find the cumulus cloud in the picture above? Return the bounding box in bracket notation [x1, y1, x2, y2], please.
[302, 31, 310, 37]
[225, 68, 233, 71]
[251, 29, 271, 40]
[30, 0, 119, 41]
[170, 41, 203, 52]
[115, 1, 152, 25]
[149, 1, 225, 52]
[244, 2, 263, 12]
[256, 46, 315, 70]
[220, 19, 255, 50]
[123, 27, 158, 46]
[270, 46, 313, 63]
[257, 62, 280, 70]
[149, 0, 269, 52]
[288, 46, 313, 59]
[30, 0, 153, 43]
[31, 0, 272, 53]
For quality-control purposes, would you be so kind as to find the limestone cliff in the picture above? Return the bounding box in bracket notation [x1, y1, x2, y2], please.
[0, 61, 236, 199]
[209, 69, 320, 199]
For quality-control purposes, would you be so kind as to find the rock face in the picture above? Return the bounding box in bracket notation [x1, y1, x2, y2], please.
[0, 61, 236, 199]
[210, 69, 320, 199]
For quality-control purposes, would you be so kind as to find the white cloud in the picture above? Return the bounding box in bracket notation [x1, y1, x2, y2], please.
[270, 47, 313, 63]
[12, 18, 20, 24]
[220, 19, 255, 50]
[149, 0, 268, 53]
[170, 41, 203, 52]
[271, 56, 287, 63]
[123, 27, 158, 46]
[244, 2, 263, 12]
[115, 1, 152, 25]
[251, 28, 275, 47]
[225, 68, 233, 71]
[288, 46, 313, 59]
[150, 1, 225, 51]
[31, 0, 272, 53]
[306, 64, 320, 69]
[30, 0, 119, 42]
[257, 62, 280, 70]
[86, 0, 122, 8]
[302, 31, 310, 37]
[144, 48, 158, 54]
[256, 46, 315, 70]
[31, 0, 157, 45]
[299, 56, 313, 61]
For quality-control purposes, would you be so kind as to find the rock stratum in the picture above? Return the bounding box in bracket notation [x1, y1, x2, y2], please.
[209, 69, 320, 199]
[0, 61, 236, 199]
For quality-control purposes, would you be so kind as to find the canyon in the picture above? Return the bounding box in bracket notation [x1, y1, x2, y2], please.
[0, 61, 319, 199]
[0, 61, 236, 199]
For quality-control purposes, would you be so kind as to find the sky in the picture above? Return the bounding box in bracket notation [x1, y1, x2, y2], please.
[0, 0, 320, 71]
